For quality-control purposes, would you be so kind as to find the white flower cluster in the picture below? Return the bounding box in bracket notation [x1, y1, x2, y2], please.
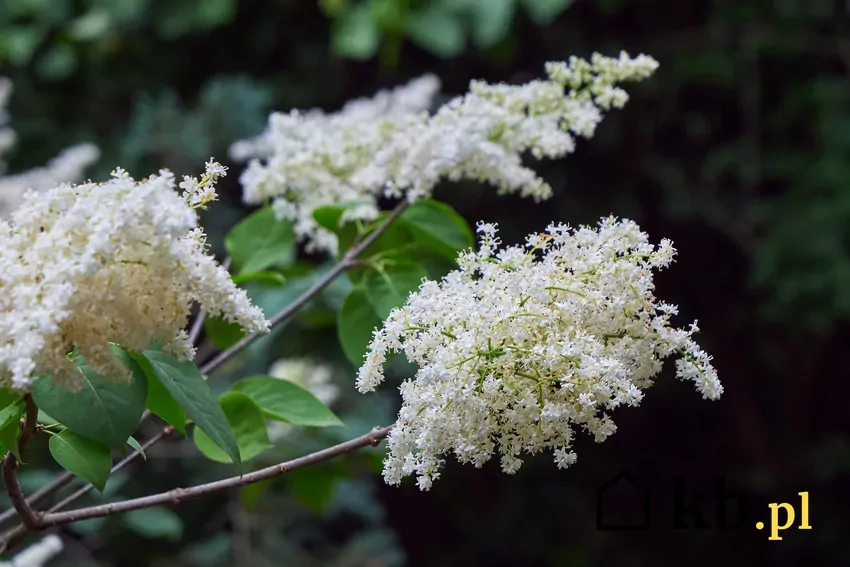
[231, 74, 441, 254]
[233, 52, 658, 255]
[0, 534, 62, 567]
[0, 77, 100, 217]
[0, 160, 269, 390]
[266, 357, 340, 442]
[357, 218, 722, 490]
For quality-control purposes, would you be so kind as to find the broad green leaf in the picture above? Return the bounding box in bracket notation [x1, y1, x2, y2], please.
[0, 402, 23, 461]
[231, 271, 287, 286]
[203, 315, 245, 351]
[398, 199, 474, 259]
[0, 388, 20, 410]
[313, 201, 373, 231]
[31, 350, 147, 449]
[37, 410, 56, 425]
[127, 436, 146, 460]
[124, 507, 184, 539]
[393, 245, 457, 280]
[337, 288, 383, 368]
[521, 0, 572, 24]
[405, 9, 465, 58]
[140, 349, 241, 465]
[225, 205, 296, 275]
[362, 261, 428, 319]
[193, 391, 271, 463]
[233, 376, 343, 427]
[332, 4, 380, 59]
[48, 430, 112, 492]
[470, 0, 516, 49]
[116, 347, 186, 434]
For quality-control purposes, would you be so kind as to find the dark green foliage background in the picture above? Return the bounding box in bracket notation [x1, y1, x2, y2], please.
[1, 0, 849, 565]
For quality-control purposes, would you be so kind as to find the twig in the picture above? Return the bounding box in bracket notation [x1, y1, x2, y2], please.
[47, 427, 174, 514]
[1, 396, 40, 530]
[200, 199, 409, 375]
[0, 427, 174, 552]
[11, 426, 390, 531]
[0, 473, 73, 525]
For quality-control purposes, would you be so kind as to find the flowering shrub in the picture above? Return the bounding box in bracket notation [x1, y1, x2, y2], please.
[0, 51, 721, 558]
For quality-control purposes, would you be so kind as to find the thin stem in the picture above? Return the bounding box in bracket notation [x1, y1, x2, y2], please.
[19, 426, 390, 531]
[200, 199, 409, 376]
[48, 427, 174, 514]
[2, 396, 42, 530]
[0, 427, 174, 552]
[0, 472, 73, 525]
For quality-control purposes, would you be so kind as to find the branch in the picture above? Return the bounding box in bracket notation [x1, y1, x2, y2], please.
[11, 426, 391, 532]
[200, 198, 409, 375]
[0, 427, 175, 552]
[2, 396, 42, 530]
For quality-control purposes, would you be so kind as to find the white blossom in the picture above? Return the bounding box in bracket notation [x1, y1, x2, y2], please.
[233, 52, 658, 255]
[0, 160, 269, 390]
[357, 218, 721, 489]
[266, 357, 340, 442]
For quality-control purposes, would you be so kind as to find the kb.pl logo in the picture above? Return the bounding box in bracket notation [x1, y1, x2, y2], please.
[596, 471, 812, 540]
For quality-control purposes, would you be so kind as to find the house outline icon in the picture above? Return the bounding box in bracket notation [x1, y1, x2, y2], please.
[596, 470, 651, 530]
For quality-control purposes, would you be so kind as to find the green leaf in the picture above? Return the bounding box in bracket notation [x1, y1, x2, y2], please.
[362, 261, 427, 319]
[127, 436, 146, 460]
[204, 315, 245, 351]
[233, 376, 343, 427]
[313, 201, 372, 231]
[521, 0, 572, 25]
[48, 430, 112, 492]
[225, 206, 296, 275]
[405, 9, 465, 58]
[398, 199, 474, 259]
[337, 288, 383, 368]
[0, 403, 24, 462]
[124, 507, 184, 539]
[31, 350, 147, 449]
[0, 388, 21, 410]
[332, 4, 380, 60]
[140, 349, 241, 465]
[193, 391, 271, 463]
[116, 347, 186, 435]
[470, 0, 516, 49]
[231, 271, 287, 286]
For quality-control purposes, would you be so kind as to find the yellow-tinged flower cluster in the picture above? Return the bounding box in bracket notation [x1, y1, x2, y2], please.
[0, 160, 269, 390]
